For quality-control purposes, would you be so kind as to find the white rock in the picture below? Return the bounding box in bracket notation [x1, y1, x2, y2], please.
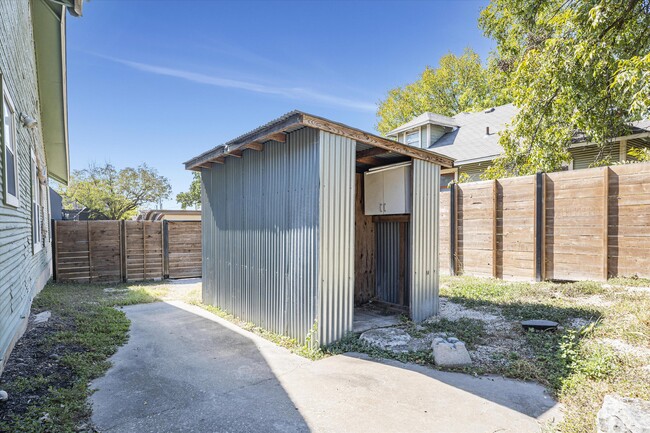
[597, 394, 650, 433]
[0, 390, 8, 402]
[432, 337, 472, 367]
[33, 311, 51, 324]
[360, 328, 412, 353]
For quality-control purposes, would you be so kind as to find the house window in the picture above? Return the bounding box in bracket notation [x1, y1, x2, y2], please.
[440, 169, 457, 191]
[32, 150, 42, 253]
[2, 81, 19, 207]
[406, 130, 420, 148]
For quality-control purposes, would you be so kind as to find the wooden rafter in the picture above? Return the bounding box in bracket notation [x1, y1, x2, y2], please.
[184, 111, 454, 170]
[356, 147, 389, 159]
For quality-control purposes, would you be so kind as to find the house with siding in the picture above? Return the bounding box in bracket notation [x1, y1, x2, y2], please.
[387, 103, 650, 186]
[0, 0, 81, 375]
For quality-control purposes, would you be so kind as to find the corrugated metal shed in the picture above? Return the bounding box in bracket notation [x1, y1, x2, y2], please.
[194, 114, 443, 346]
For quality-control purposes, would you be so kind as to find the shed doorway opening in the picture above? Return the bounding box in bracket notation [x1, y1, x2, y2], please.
[354, 147, 413, 329]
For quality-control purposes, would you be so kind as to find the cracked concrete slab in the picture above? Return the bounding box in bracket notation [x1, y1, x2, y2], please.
[91, 302, 561, 433]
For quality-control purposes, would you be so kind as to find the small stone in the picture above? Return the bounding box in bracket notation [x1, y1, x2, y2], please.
[432, 337, 472, 367]
[33, 311, 51, 324]
[360, 328, 412, 353]
[49, 354, 60, 360]
[0, 390, 8, 402]
[597, 394, 650, 433]
[39, 412, 51, 423]
[447, 337, 460, 344]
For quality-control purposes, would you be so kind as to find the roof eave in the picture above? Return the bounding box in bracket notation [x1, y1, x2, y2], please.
[185, 112, 454, 170]
[32, 0, 70, 184]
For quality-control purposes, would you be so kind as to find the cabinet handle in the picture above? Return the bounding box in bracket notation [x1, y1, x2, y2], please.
[382, 203, 386, 213]
[379, 203, 382, 213]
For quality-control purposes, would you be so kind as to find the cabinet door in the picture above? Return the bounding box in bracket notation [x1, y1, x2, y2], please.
[383, 165, 409, 214]
[364, 171, 384, 215]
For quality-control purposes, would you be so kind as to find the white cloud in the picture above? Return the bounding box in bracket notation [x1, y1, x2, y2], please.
[105, 56, 376, 112]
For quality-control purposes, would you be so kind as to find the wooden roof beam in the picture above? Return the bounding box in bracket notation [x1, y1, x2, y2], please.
[267, 132, 287, 143]
[244, 142, 264, 151]
[356, 147, 390, 159]
[357, 156, 386, 166]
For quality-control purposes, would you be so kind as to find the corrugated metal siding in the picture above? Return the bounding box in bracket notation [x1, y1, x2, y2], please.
[202, 128, 320, 344]
[318, 131, 355, 346]
[570, 142, 621, 169]
[376, 221, 410, 304]
[0, 0, 53, 374]
[410, 160, 440, 322]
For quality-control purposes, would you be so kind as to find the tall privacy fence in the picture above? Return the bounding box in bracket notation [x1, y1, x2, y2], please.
[440, 162, 650, 281]
[53, 220, 202, 283]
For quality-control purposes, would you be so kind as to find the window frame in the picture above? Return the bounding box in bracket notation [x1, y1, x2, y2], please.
[2, 77, 20, 208]
[32, 149, 42, 253]
[405, 129, 420, 148]
[440, 167, 458, 191]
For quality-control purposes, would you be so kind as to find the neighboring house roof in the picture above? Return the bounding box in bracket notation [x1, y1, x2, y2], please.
[387, 112, 458, 135]
[394, 103, 650, 166]
[136, 209, 201, 221]
[430, 104, 518, 165]
[185, 111, 454, 170]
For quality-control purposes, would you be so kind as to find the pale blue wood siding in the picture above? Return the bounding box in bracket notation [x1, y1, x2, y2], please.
[0, 0, 54, 374]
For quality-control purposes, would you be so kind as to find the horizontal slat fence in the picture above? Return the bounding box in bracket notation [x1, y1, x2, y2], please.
[54, 220, 201, 283]
[167, 221, 202, 279]
[441, 162, 650, 281]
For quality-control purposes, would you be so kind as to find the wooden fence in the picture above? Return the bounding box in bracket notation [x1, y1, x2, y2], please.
[53, 220, 202, 283]
[440, 162, 650, 281]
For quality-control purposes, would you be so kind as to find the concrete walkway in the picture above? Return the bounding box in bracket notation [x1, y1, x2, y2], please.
[91, 302, 561, 433]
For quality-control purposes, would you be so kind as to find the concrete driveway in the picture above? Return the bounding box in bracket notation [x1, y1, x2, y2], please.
[91, 302, 561, 433]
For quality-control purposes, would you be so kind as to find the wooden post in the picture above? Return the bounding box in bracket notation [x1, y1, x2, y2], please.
[162, 220, 169, 279]
[449, 183, 457, 276]
[142, 222, 147, 279]
[53, 220, 58, 282]
[87, 221, 92, 283]
[602, 167, 609, 281]
[492, 180, 498, 278]
[121, 220, 128, 282]
[534, 173, 546, 281]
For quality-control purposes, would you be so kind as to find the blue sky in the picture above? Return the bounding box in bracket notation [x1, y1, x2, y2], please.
[67, 0, 493, 208]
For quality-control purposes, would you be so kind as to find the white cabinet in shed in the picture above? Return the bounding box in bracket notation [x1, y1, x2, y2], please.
[364, 163, 412, 215]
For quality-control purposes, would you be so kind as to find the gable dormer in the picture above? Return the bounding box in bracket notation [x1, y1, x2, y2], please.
[386, 112, 458, 149]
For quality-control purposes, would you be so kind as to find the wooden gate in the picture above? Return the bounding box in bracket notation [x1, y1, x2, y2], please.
[165, 221, 202, 279]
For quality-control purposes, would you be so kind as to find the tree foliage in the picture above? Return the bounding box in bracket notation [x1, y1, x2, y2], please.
[480, 0, 650, 179]
[60, 163, 172, 220]
[176, 172, 201, 210]
[376, 48, 511, 135]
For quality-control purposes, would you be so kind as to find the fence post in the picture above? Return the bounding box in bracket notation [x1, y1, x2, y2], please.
[87, 221, 92, 283]
[52, 220, 58, 282]
[163, 220, 169, 279]
[449, 183, 457, 276]
[602, 167, 609, 281]
[534, 173, 546, 281]
[121, 220, 127, 282]
[492, 180, 498, 278]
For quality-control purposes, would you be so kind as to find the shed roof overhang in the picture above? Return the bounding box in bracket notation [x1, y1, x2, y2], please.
[31, 0, 81, 185]
[184, 111, 454, 171]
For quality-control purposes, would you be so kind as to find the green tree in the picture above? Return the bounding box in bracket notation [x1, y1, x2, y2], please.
[376, 48, 511, 135]
[60, 163, 172, 220]
[480, 0, 650, 179]
[176, 172, 201, 210]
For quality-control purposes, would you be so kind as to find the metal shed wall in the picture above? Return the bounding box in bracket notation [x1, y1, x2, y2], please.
[201, 128, 320, 343]
[318, 131, 356, 346]
[410, 159, 441, 321]
[375, 221, 410, 305]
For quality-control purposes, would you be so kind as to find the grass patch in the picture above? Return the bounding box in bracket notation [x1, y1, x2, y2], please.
[0, 280, 163, 432]
[440, 275, 650, 433]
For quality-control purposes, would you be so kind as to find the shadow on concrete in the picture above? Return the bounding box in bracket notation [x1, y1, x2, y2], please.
[90, 302, 310, 433]
[342, 352, 559, 420]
